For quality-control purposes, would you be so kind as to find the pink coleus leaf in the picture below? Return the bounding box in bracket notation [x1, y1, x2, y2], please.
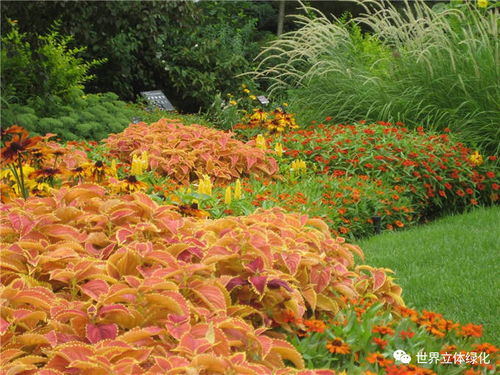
[281, 252, 301, 275]
[115, 228, 134, 244]
[0, 317, 10, 335]
[246, 155, 257, 170]
[80, 280, 109, 300]
[248, 275, 268, 295]
[371, 268, 387, 291]
[85, 323, 118, 344]
[43, 224, 87, 242]
[165, 314, 190, 340]
[245, 257, 264, 274]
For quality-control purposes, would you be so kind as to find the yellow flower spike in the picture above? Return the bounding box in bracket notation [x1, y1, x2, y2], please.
[198, 174, 212, 196]
[130, 155, 143, 176]
[110, 160, 117, 177]
[234, 179, 242, 200]
[256, 134, 267, 150]
[274, 143, 284, 157]
[224, 186, 232, 205]
[197, 179, 206, 195]
[469, 151, 484, 166]
[477, 0, 489, 8]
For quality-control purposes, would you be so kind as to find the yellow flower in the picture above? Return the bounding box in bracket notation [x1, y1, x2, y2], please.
[241, 84, 247, 89]
[249, 95, 257, 100]
[243, 88, 250, 94]
[469, 151, 484, 166]
[224, 186, 232, 205]
[255, 134, 267, 150]
[477, 0, 489, 8]
[1, 164, 35, 182]
[229, 100, 237, 105]
[110, 159, 117, 177]
[274, 143, 284, 157]
[130, 155, 143, 176]
[282, 102, 289, 107]
[130, 151, 149, 176]
[250, 108, 267, 122]
[234, 179, 242, 200]
[291, 159, 307, 173]
[197, 174, 212, 196]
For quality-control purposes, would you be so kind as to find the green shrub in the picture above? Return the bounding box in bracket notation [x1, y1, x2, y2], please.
[1, 19, 103, 105]
[0, 93, 138, 141]
[253, 0, 500, 154]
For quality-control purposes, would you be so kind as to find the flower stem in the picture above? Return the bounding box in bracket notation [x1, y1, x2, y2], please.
[17, 155, 28, 199]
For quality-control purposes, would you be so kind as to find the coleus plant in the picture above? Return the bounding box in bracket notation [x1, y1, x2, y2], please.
[0, 185, 401, 374]
[104, 118, 278, 185]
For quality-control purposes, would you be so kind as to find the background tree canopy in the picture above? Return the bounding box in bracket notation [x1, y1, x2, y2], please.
[1, 0, 278, 112]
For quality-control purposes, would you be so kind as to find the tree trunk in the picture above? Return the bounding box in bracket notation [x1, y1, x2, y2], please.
[277, 0, 285, 36]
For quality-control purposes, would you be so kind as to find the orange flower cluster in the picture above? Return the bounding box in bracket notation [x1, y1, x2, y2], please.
[304, 319, 327, 334]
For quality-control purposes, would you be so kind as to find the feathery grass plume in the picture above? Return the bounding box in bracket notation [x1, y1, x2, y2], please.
[252, 0, 499, 154]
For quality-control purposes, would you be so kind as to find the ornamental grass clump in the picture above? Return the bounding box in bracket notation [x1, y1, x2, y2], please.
[0, 186, 402, 374]
[253, 0, 499, 154]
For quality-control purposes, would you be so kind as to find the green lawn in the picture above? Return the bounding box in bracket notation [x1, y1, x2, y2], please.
[357, 205, 500, 345]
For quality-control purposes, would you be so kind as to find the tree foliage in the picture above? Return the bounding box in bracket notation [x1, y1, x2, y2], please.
[1, 1, 276, 112]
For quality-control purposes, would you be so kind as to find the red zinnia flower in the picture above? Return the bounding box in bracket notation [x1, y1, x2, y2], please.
[372, 325, 395, 336]
[372, 337, 388, 349]
[399, 330, 415, 339]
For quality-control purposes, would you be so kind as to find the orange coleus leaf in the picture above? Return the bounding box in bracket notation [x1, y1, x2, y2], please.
[10, 287, 54, 311]
[55, 342, 95, 362]
[266, 338, 305, 369]
[106, 249, 141, 279]
[43, 224, 87, 242]
[189, 280, 227, 312]
[117, 326, 163, 344]
[62, 184, 105, 204]
[36, 370, 66, 375]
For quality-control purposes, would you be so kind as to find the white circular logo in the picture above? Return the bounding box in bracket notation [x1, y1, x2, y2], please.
[400, 354, 412, 364]
[393, 349, 407, 361]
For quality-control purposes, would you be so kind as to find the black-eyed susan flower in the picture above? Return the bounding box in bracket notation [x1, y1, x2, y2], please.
[119, 175, 147, 193]
[326, 338, 351, 355]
